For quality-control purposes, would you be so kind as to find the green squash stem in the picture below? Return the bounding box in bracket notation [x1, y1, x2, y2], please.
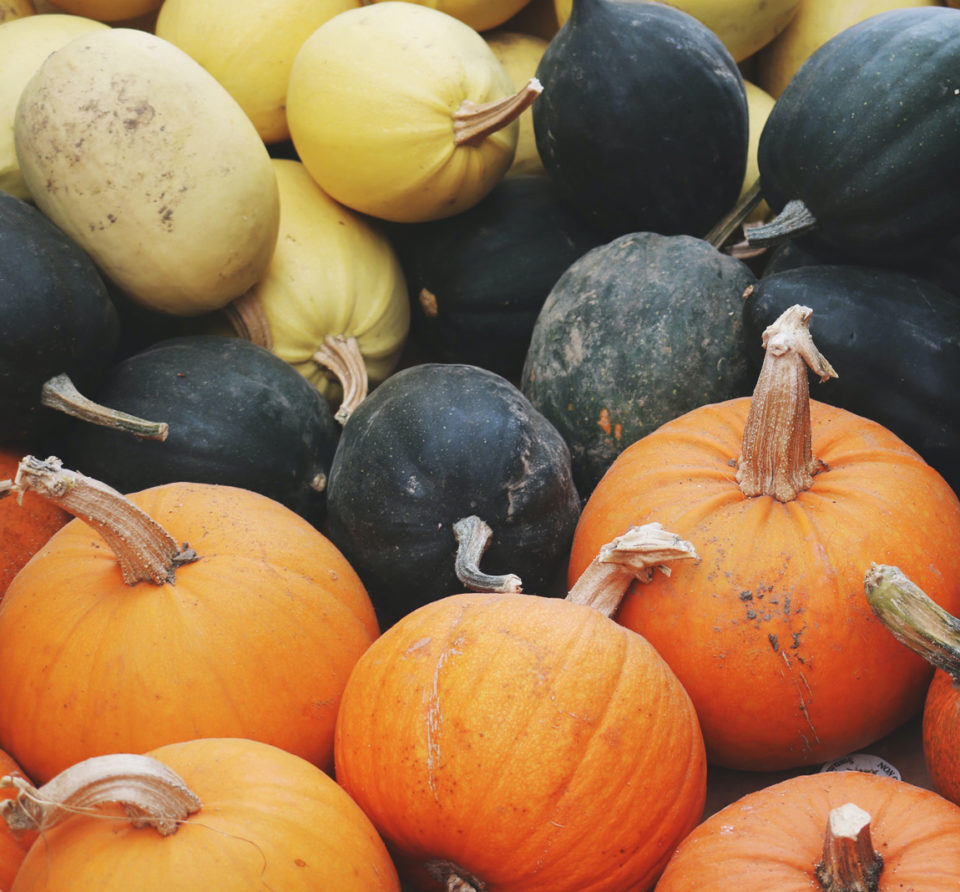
[815, 803, 883, 892]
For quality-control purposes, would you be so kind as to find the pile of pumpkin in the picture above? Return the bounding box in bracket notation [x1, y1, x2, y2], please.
[2, 0, 960, 888]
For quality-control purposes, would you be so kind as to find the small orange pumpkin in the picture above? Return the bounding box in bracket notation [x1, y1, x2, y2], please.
[569, 305, 960, 770]
[3, 738, 401, 891]
[0, 456, 379, 784]
[655, 769, 960, 890]
[0, 748, 34, 892]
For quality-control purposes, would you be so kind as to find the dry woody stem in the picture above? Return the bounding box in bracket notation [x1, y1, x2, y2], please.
[815, 803, 883, 892]
[452, 515, 522, 593]
[453, 78, 543, 147]
[312, 334, 369, 425]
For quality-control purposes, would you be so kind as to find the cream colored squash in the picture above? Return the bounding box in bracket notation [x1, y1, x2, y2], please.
[756, 0, 941, 98]
[554, 0, 801, 61]
[0, 14, 108, 200]
[215, 159, 410, 403]
[155, 0, 359, 144]
[484, 30, 548, 177]
[40, 0, 161, 20]
[360, 0, 531, 32]
[0, 0, 34, 23]
[741, 79, 776, 223]
[14, 28, 280, 316]
[287, 2, 537, 223]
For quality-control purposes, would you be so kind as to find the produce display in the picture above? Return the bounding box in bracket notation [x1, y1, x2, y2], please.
[2, 0, 960, 889]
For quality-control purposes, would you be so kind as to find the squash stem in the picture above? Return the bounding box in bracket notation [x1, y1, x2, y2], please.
[566, 523, 698, 618]
[41, 373, 169, 442]
[1, 753, 201, 838]
[736, 304, 837, 502]
[453, 78, 542, 148]
[11, 455, 198, 585]
[223, 290, 273, 350]
[704, 178, 764, 251]
[864, 563, 960, 682]
[312, 335, 369, 425]
[815, 803, 883, 892]
[743, 198, 818, 248]
[425, 859, 486, 892]
[452, 515, 522, 593]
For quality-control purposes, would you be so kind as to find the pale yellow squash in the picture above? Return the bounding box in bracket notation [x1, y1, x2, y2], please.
[756, 0, 941, 98]
[155, 0, 359, 144]
[39, 0, 161, 20]
[214, 159, 410, 403]
[15, 28, 280, 317]
[0, 0, 34, 23]
[287, 2, 534, 223]
[554, 0, 801, 61]
[484, 30, 548, 177]
[741, 79, 776, 223]
[360, 0, 531, 32]
[0, 14, 108, 200]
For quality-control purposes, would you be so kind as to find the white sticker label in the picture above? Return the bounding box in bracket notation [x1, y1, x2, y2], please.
[819, 753, 901, 780]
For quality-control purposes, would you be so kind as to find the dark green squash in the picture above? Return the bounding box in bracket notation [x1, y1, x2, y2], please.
[387, 175, 605, 381]
[0, 192, 119, 443]
[749, 7, 960, 263]
[532, 0, 748, 240]
[324, 363, 581, 627]
[522, 232, 757, 497]
[50, 335, 340, 527]
[743, 264, 960, 494]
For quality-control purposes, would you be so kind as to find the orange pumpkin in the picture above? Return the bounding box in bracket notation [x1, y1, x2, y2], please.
[334, 524, 707, 892]
[655, 769, 960, 890]
[569, 305, 960, 770]
[865, 563, 960, 806]
[0, 447, 68, 601]
[0, 748, 34, 892]
[4, 738, 401, 891]
[0, 456, 379, 784]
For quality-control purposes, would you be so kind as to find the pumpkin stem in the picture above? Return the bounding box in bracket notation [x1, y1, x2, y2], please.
[40, 373, 169, 442]
[424, 859, 486, 892]
[452, 515, 522, 593]
[453, 77, 542, 147]
[743, 198, 819, 248]
[864, 563, 960, 682]
[223, 289, 273, 350]
[11, 455, 198, 586]
[312, 335, 369, 425]
[736, 304, 837, 502]
[815, 802, 883, 892]
[566, 522, 698, 618]
[1, 753, 201, 838]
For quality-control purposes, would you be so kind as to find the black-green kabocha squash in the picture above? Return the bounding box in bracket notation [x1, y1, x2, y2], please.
[0, 192, 119, 443]
[747, 7, 960, 264]
[532, 0, 748, 240]
[50, 335, 340, 527]
[388, 175, 605, 381]
[743, 265, 960, 495]
[324, 363, 581, 627]
[522, 232, 757, 497]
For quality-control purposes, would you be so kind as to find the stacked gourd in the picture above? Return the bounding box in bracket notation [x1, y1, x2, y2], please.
[3, 1, 960, 891]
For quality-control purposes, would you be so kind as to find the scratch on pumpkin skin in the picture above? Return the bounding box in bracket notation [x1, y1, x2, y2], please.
[425, 637, 463, 803]
[794, 671, 820, 752]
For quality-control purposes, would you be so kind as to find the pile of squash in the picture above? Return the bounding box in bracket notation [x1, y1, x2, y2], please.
[2, 0, 960, 889]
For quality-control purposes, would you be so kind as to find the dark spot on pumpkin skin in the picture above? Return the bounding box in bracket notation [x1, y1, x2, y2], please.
[769, 633, 779, 652]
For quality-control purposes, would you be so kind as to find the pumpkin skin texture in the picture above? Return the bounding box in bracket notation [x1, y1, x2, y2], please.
[8, 738, 402, 891]
[334, 592, 707, 892]
[0, 479, 379, 784]
[655, 770, 960, 891]
[924, 670, 960, 806]
[755, 7, 960, 264]
[0, 192, 119, 443]
[533, 0, 748, 240]
[287, 3, 523, 223]
[14, 28, 280, 316]
[522, 232, 757, 498]
[569, 398, 960, 771]
[325, 363, 581, 627]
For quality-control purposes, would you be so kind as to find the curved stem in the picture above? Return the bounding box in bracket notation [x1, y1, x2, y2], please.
[452, 515, 522, 593]
[12, 455, 198, 586]
[705, 178, 764, 251]
[222, 290, 273, 350]
[743, 198, 819, 248]
[736, 304, 837, 502]
[566, 523, 698, 618]
[41, 373, 168, 442]
[815, 803, 883, 892]
[1, 753, 202, 838]
[312, 335, 368, 425]
[453, 78, 542, 147]
[864, 563, 960, 682]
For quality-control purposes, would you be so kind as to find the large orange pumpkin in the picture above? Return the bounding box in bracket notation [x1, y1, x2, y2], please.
[334, 524, 707, 892]
[0, 456, 379, 784]
[655, 769, 960, 890]
[4, 738, 401, 891]
[569, 305, 960, 770]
